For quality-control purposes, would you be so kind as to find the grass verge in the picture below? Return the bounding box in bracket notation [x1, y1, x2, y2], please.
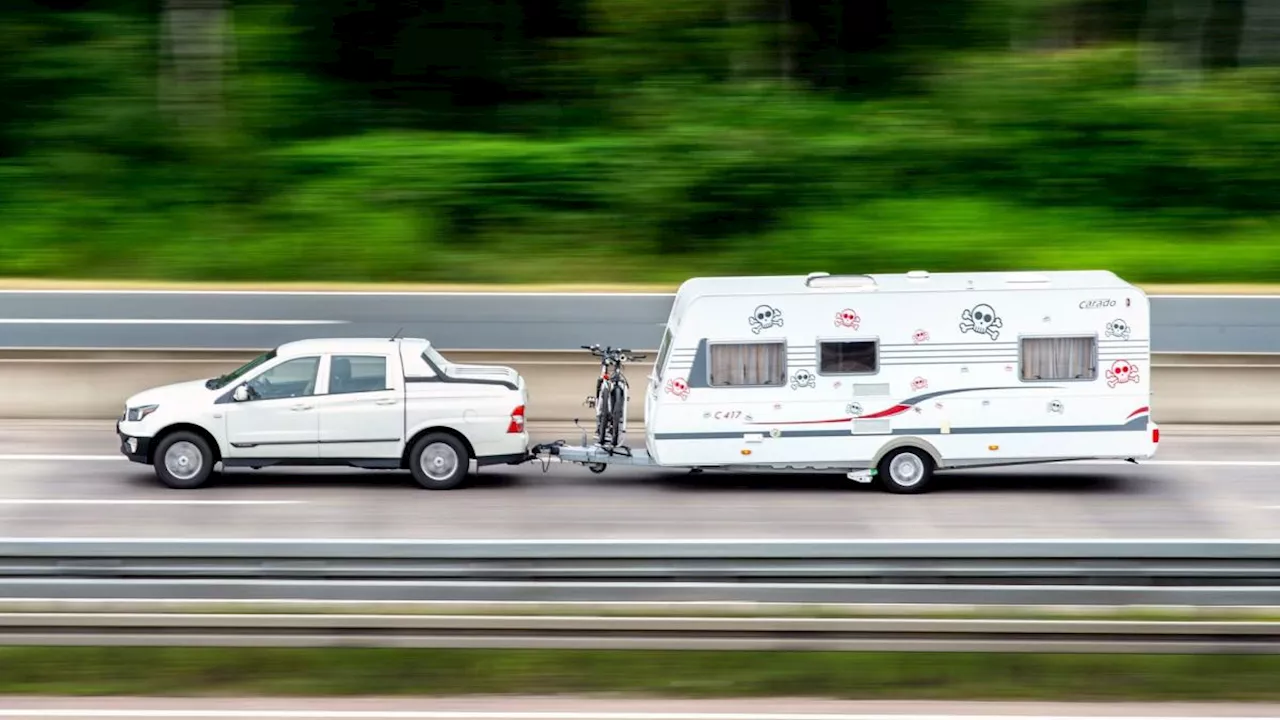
[0, 647, 1277, 700]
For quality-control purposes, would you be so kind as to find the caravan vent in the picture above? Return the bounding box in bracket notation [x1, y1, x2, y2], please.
[853, 383, 891, 397]
[852, 418, 892, 434]
[805, 273, 878, 290]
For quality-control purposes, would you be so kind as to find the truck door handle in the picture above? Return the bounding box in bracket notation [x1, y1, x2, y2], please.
[375, 399, 398, 406]
[291, 403, 313, 411]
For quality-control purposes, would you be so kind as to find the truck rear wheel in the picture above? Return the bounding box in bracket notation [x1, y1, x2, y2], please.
[876, 447, 935, 494]
[409, 432, 469, 490]
[153, 431, 215, 490]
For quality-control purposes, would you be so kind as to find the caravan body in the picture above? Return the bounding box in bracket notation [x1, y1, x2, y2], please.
[642, 270, 1158, 485]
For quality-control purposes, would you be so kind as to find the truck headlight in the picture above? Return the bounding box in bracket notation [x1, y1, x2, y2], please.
[126, 404, 159, 422]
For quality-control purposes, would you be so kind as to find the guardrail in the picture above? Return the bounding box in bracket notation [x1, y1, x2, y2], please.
[0, 612, 1274, 653]
[1, 539, 1277, 607]
[2, 350, 1280, 423]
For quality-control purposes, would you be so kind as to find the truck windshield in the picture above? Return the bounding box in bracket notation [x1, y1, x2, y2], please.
[205, 349, 277, 390]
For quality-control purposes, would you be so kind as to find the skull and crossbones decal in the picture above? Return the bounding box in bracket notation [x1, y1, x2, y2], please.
[846, 402, 863, 417]
[1048, 400, 1064, 414]
[790, 369, 816, 390]
[664, 377, 690, 400]
[1105, 360, 1139, 388]
[749, 305, 783, 334]
[911, 376, 928, 391]
[1105, 319, 1132, 341]
[834, 309, 861, 329]
[960, 304, 1002, 340]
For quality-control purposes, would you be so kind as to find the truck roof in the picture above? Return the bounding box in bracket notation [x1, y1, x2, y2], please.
[274, 337, 431, 357]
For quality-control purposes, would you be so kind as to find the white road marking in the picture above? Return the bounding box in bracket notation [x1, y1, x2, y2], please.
[0, 455, 123, 461]
[0, 319, 346, 325]
[1, 455, 1277, 468]
[0, 499, 302, 506]
[0, 707, 1264, 712]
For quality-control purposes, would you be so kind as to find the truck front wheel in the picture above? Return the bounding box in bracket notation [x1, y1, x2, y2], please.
[153, 431, 215, 489]
[409, 433, 470, 490]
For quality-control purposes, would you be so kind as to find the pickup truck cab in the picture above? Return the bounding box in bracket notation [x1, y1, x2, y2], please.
[116, 337, 530, 490]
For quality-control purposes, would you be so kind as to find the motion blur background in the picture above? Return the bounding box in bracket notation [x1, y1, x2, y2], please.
[4, 0, 1280, 284]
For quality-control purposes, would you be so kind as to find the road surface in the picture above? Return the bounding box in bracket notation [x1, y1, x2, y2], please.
[0, 290, 1278, 353]
[0, 422, 1275, 540]
[0, 698, 1274, 719]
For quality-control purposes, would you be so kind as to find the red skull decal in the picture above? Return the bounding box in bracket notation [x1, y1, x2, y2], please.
[664, 377, 691, 400]
[1105, 360, 1140, 388]
[911, 376, 928, 391]
[912, 329, 930, 344]
[834, 309, 861, 329]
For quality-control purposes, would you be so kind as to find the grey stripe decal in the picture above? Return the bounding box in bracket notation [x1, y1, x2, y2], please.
[231, 438, 399, 448]
[653, 415, 1148, 440]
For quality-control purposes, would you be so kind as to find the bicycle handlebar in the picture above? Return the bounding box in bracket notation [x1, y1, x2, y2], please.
[580, 344, 644, 363]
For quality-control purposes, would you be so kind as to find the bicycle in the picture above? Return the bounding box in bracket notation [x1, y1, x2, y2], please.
[580, 344, 646, 454]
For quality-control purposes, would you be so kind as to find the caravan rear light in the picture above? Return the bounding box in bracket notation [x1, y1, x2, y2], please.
[507, 405, 526, 434]
[1152, 427, 1159, 444]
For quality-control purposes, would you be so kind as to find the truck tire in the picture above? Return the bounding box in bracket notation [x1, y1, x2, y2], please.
[153, 431, 216, 489]
[876, 447, 935, 494]
[409, 432, 469, 490]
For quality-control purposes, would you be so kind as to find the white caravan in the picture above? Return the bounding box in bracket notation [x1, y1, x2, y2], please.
[538, 270, 1159, 493]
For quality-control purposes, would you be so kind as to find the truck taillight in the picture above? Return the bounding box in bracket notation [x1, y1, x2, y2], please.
[507, 405, 526, 434]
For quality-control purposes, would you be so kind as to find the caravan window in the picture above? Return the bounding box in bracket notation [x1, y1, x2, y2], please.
[818, 340, 878, 375]
[654, 327, 675, 378]
[708, 341, 787, 387]
[1019, 336, 1098, 381]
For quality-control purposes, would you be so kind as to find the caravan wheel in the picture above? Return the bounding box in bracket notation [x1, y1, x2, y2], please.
[876, 447, 935, 494]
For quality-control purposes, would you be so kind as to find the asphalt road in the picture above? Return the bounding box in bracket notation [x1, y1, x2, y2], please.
[1, 290, 1278, 353]
[0, 698, 1275, 720]
[0, 422, 1276, 540]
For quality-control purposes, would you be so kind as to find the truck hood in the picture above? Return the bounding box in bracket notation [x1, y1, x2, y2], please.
[124, 379, 218, 408]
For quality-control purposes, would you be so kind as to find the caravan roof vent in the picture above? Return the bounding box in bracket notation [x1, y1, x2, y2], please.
[805, 273, 878, 291]
[1004, 272, 1051, 285]
[906, 270, 930, 280]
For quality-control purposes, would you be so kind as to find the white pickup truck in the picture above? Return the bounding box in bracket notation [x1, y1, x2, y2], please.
[116, 337, 530, 489]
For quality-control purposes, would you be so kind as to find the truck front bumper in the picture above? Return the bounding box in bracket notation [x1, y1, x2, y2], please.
[116, 421, 153, 464]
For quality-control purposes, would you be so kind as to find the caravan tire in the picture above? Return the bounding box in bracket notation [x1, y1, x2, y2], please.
[876, 447, 935, 494]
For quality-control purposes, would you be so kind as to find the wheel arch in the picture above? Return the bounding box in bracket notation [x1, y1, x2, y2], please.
[871, 436, 942, 469]
[401, 425, 475, 469]
[148, 423, 223, 465]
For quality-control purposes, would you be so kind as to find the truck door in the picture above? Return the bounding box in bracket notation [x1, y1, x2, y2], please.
[315, 352, 405, 460]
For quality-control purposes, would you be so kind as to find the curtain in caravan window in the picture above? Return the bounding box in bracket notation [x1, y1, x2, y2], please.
[1020, 337, 1097, 381]
[708, 342, 786, 386]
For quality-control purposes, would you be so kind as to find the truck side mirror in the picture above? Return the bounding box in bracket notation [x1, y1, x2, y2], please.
[233, 385, 250, 402]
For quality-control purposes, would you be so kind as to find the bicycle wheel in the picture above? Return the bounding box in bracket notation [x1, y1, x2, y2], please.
[606, 383, 625, 446]
[595, 383, 613, 446]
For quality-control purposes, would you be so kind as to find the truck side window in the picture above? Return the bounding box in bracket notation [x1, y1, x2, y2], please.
[1019, 337, 1097, 381]
[329, 355, 389, 394]
[708, 341, 786, 387]
[818, 340, 878, 374]
[246, 356, 320, 400]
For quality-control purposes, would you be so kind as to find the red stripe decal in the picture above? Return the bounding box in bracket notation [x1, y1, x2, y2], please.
[861, 404, 911, 419]
[1126, 406, 1150, 420]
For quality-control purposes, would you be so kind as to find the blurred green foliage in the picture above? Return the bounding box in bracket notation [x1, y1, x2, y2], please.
[2, 0, 1279, 283]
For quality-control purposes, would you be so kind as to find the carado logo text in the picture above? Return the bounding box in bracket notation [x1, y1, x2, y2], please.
[1079, 299, 1116, 309]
